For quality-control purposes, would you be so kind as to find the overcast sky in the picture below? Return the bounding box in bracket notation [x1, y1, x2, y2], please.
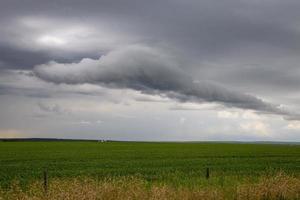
[1, 0, 300, 141]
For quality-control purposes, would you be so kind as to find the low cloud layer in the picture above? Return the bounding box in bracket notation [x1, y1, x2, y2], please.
[34, 45, 297, 120]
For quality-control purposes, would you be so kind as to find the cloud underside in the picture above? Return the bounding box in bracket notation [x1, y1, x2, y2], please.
[34, 45, 298, 120]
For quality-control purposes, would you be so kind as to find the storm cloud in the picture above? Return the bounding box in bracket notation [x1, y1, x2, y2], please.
[1, 0, 300, 140]
[34, 45, 298, 120]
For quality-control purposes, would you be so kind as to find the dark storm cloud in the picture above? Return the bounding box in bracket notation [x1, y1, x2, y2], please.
[0, 69, 109, 98]
[0, 45, 52, 69]
[0, 44, 102, 69]
[34, 45, 299, 120]
[1, 0, 300, 69]
[1, 0, 300, 121]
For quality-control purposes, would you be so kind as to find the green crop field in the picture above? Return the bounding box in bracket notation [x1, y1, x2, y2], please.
[0, 141, 299, 188]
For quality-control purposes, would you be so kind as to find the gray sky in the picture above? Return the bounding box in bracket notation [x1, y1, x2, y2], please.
[1, 0, 300, 141]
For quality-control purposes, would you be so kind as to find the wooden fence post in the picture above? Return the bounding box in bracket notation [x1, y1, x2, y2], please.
[206, 167, 210, 179]
[43, 169, 48, 194]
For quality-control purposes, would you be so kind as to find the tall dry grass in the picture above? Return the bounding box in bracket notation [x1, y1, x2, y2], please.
[0, 173, 299, 200]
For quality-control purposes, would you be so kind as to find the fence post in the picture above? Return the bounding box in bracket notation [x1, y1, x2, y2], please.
[43, 169, 48, 194]
[206, 167, 210, 179]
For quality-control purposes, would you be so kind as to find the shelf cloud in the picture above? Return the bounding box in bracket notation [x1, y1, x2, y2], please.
[34, 45, 299, 120]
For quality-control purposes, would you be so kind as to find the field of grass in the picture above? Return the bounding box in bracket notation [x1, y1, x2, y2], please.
[0, 141, 299, 188]
[1, 173, 300, 199]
